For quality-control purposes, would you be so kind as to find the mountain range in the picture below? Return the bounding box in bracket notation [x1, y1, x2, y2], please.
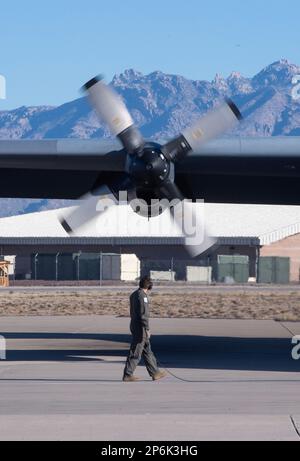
[0, 59, 300, 217]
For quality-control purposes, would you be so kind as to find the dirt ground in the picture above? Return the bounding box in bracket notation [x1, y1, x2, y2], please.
[0, 289, 299, 321]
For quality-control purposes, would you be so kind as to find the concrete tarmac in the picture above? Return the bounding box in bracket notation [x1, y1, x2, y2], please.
[0, 315, 299, 440]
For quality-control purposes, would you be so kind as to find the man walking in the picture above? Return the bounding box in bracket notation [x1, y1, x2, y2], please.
[123, 276, 167, 382]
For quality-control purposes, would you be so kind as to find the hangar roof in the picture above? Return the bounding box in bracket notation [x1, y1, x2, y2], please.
[0, 203, 299, 246]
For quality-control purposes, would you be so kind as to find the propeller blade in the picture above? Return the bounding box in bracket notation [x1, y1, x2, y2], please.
[159, 179, 216, 257]
[172, 199, 217, 257]
[162, 98, 242, 163]
[59, 185, 117, 236]
[83, 76, 144, 154]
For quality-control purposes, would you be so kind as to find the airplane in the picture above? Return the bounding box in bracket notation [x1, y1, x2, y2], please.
[0, 76, 300, 255]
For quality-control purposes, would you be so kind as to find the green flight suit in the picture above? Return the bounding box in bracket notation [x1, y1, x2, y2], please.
[123, 288, 159, 378]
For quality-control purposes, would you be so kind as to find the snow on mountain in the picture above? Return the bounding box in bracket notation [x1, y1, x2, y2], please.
[0, 59, 300, 216]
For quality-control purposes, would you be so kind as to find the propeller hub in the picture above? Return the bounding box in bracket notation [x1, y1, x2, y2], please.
[129, 143, 170, 188]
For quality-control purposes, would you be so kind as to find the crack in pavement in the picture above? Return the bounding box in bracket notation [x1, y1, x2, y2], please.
[290, 416, 300, 439]
[279, 321, 298, 338]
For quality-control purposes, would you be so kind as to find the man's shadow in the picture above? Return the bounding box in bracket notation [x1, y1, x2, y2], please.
[1, 331, 299, 373]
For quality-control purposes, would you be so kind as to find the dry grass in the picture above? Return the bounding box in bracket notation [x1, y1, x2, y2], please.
[0, 289, 299, 321]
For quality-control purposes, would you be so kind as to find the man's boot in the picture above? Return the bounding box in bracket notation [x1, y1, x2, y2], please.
[152, 370, 167, 381]
[123, 375, 140, 382]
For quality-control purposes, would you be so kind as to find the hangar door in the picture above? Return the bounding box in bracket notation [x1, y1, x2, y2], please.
[258, 257, 290, 284]
[217, 255, 249, 283]
[31, 253, 121, 281]
[78, 254, 121, 281]
[101, 254, 121, 281]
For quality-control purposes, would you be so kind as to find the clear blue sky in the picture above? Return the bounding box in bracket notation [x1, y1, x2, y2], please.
[0, 0, 300, 109]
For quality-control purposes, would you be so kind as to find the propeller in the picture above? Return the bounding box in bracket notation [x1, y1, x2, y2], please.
[60, 75, 243, 257]
[83, 76, 145, 155]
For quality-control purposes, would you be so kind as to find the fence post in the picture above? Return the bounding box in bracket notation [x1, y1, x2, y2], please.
[76, 252, 81, 283]
[171, 257, 174, 282]
[100, 252, 103, 286]
[34, 253, 38, 281]
[55, 253, 60, 282]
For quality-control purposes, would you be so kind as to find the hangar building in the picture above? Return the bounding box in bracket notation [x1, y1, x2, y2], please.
[0, 203, 300, 283]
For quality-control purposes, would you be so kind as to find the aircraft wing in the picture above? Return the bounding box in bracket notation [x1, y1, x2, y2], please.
[176, 137, 300, 205]
[1, 137, 300, 204]
[0, 139, 126, 199]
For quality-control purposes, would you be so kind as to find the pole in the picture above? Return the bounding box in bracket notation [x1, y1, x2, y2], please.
[77, 252, 81, 284]
[55, 253, 60, 282]
[34, 253, 38, 281]
[256, 245, 261, 284]
[100, 252, 103, 287]
[207, 255, 210, 285]
[171, 257, 174, 282]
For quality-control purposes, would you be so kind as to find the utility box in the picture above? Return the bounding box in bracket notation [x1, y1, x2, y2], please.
[258, 257, 290, 284]
[150, 271, 176, 282]
[186, 266, 212, 284]
[217, 255, 249, 283]
[121, 254, 140, 281]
